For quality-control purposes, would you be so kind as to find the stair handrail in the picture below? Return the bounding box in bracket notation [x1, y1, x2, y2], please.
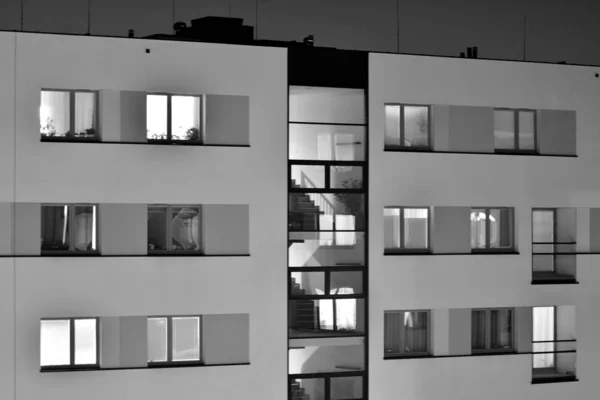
[300, 171, 336, 218]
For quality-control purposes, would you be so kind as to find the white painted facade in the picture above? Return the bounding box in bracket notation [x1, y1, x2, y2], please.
[0, 30, 598, 400]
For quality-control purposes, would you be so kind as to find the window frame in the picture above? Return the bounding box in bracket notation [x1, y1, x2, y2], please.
[146, 93, 205, 143]
[40, 89, 100, 141]
[470, 207, 515, 253]
[40, 203, 100, 255]
[532, 306, 558, 373]
[40, 317, 100, 370]
[147, 204, 203, 255]
[471, 308, 515, 354]
[384, 309, 431, 358]
[494, 108, 537, 154]
[384, 206, 430, 253]
[147, 315, 203, 366]
[384, 104, 432, 150]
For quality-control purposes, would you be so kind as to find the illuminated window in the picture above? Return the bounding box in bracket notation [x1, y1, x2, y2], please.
[384, 207, 429, 252]
[470, 208, 514, 251]
[147, 316, 201, 364]
[40, 318, 98, 369]
[40, 90, 98, 139]
[384, 105, 430, 149]
[41, 204, 98, 253]
[494, 109, 536, 153]
[147, 94, 202, 142]
[147, 205, 202, 253]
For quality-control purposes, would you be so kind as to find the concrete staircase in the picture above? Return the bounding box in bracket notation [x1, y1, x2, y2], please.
[291, 277, 318, 331]
[289, 179, 322, 231]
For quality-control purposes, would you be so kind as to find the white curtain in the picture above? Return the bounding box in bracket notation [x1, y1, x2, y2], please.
[74, 208, 96, 251]
[40, 91, 69, 136]
[383, 208, 401, 249]
[533, 307, 555, 368]
[74, 92, 96, 134]
[171, 208, 200, 251]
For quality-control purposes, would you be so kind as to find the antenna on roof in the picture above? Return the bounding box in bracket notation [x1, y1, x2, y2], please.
[172, 0, 176, 34]
[255, 0, 259, 39]
[396, 0, 400, 53]
[523, 15, 527, 61]
[87, 0, 91, 35]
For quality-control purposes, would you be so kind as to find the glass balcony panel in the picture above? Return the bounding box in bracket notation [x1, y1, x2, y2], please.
[330, 271, 363, 295]
[288, 337, 365, 374]
[291, 165, 326, 189]
[289, 232, 365, 267]
[291, 271, 325, 296]
[289, 86, 365, 125]
[289, 299, 365, 337]
[289, 124, 365, 161]
[291, 378, 325, 400]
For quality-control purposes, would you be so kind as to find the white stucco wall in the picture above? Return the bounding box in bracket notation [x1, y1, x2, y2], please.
[0, 31, 287, 400]
[369, 52, 600, 400]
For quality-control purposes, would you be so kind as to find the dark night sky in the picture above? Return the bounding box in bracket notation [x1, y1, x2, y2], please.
[1, 0, 599, 65]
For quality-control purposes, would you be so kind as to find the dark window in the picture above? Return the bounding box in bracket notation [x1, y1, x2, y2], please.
[147, 316, 202, 365]
[470, 208, 514, 251]
[471, 308, 514, 353]
[494, 109, 536, 153]
[41, 204, 98, 253]
[384, 310, 430, 357]
[147, 205, 202, 254]
[384, 105, 430, 149]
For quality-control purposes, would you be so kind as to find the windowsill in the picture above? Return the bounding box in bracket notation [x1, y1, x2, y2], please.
[531, 279, 579, 285]
[384, 146, 432, 152]
[384, 354, 432, 360]
[531, 376, 578, 385]
[3, 253, 250, 258]
[471, 250, 519, 255]
[384, 251, 520, 256]
[41, 135, 100, 142]
[384, 250, 431, 256]
[40, 362, 250, 373]
[41, 250, 100, 256]
[40, 138, 251, 148]
[384, 148, 577, 157]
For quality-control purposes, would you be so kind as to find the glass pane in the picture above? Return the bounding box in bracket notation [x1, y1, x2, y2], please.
[471, 310, 487, 350]
[490, 208, 513, 249]
[494, 110, 515, 150]
[73, 205, 97, 251]
[147, 95, 168, 139]
[74, 92, 96, 137]
[289, 86, 365, 125]
[470, 209, 487, 249]
[289, 232, 365, 267]
[289, 124, 365, 161]
[384, 312, 401, 355]
[384, 105, 401, 148]
[289, 194, 365, 231]
[291, 165, 325, 189]
[171, 96, 201, 141]
[403, 311, 429, 353]
[292, 378, 325, 400]
[518, 111, 535, 151]
[404, 106, 429, 147]
[40, 320, 70, 366]
[533, 210, 554, 243]
[289, 300, 365, 336]
[383, 208, 401, 250]
[40, 91, 70, 136]
[172, 317, 200, 362]
[330, 271, 363, 295]
[331, 376, 363, 400]
[74, 319, 97, 365]
[490, 309, 513, 350]
[288, 337, 365, 374]
[291, 271, 325, 295]
[41, 205, 70, 251]
[171, 207, 201, 251]
[330, 166, 363, 189]
[403, 208, 428, 249]
[147, 318, 168, 362]
[533, 307, 555, 369]
[148, 207, 168, 251]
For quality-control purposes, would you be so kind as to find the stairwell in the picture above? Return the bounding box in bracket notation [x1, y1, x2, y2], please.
[289, 179, 322, 232]
[291, 277, 318, 331]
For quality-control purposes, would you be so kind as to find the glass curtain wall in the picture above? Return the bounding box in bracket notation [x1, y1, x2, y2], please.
[288, 86, 367, 400]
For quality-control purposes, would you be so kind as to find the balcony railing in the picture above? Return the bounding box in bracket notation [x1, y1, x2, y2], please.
[532, 242, 577, 284]
[532, 339, 577, 383]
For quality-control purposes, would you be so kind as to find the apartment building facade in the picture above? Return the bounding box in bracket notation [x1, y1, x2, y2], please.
[0, 29, 599, 400]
